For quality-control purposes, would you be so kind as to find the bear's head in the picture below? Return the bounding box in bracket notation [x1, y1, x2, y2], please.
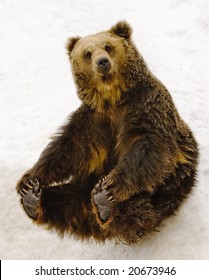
[66, 21, 148, 111]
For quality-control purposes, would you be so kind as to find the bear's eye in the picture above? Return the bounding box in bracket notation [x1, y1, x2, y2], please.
[84, 51, 92, 60]
[104, 44, 112, 53]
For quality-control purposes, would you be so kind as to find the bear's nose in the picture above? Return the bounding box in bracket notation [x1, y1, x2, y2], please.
[96, 57, 111, 74]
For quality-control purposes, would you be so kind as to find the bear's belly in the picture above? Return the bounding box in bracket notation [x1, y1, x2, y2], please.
[88, 146, 107, 175]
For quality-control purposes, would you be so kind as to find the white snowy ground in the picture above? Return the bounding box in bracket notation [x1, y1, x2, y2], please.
[0, 0, 209, 260]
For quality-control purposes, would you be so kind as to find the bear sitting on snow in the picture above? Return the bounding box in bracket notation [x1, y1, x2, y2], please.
[16, 21, 198, 244]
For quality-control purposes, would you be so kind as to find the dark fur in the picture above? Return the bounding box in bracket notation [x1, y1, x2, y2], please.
[16, 21, 198, 244]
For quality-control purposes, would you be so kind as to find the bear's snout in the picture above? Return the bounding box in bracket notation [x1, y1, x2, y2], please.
[96, 57, 111, 75]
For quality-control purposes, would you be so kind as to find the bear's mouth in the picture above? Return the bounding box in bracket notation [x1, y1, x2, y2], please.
[100, 73, 113, 82]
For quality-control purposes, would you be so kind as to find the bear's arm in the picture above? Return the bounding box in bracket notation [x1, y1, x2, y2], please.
[21, 105, 96, 186]
[105, 107, 180, 202]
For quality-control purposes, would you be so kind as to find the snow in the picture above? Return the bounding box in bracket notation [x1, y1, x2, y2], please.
[0, 0, 209, 259]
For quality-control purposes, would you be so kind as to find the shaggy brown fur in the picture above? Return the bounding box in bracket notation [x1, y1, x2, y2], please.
[16, 21, 198, 244]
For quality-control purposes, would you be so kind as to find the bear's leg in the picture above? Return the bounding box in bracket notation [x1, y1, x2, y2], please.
[94, 191, 174, 244]
[92, 185, 162, 242]
[19, 178, 108, 241]
[92, 170, 196, 244]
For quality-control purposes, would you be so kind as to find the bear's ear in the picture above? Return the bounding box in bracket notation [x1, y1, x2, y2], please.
[66, 36, 81, 55]
[110, 21, 132, 39]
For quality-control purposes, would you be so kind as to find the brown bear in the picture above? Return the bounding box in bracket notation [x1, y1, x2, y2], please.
[16, 21, 199, 244]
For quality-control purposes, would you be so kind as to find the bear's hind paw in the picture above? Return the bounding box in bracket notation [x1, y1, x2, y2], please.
[19, 178, 41, 219]
[92, 177, 115, 221]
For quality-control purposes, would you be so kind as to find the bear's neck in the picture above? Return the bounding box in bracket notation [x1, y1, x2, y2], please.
[77, 65, 152, 113]
[79, 80, 127, 113]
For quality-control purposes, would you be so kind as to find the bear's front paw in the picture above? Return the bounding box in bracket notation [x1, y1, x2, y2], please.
[17, 175, 41, 219]
[92, 176, 116, 221]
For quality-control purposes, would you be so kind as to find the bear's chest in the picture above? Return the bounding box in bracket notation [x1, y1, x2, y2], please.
[90, 108, 125, 169]
[94, 106, 125, 137]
